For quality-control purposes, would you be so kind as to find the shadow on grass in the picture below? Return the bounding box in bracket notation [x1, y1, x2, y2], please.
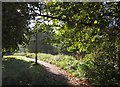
[2, 57, 69, 86]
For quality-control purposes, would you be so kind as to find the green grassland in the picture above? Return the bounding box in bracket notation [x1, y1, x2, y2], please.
[2, 56, 68, 85]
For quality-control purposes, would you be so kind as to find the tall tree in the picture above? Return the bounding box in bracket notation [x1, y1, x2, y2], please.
[3, 3, 28, 52]
[37, 2, 120, 85]
[2, 2, 42, 52]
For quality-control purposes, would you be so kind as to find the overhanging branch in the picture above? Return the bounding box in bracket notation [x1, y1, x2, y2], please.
[41, 15, 65, 21]
[38, 14, 93, 27]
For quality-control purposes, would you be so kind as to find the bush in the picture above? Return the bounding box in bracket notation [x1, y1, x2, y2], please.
[24, 52, 120, 85]
[83, 51, 120, 86]
[13, 53, 26, 56]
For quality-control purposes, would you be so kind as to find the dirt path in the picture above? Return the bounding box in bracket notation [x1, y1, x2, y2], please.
[22, 56, 91, 87]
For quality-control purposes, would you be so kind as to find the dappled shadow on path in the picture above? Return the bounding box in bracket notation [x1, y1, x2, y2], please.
[2, 58, 70, 86]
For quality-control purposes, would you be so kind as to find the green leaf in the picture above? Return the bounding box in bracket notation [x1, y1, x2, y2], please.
[92, 36, 96, 42]
[98, 28, 100, 32]
[94, 20, 98, 24]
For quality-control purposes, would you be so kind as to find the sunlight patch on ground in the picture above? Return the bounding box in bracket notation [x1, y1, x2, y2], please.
[3, 56, 31, 62]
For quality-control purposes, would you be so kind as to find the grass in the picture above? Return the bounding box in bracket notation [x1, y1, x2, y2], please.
[13, 53, 88, 80]
[2, 56, 68, 85]
[12, 52, 120, 86]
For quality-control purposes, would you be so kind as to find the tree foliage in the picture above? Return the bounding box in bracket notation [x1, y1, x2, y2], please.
[3, 3, 27, 52]
[2, 2, 45, 52]
[28, 23, 58, 54]
[44, 2, 120, 55]
[2, 2, 120, 85]
[42, 2, 120, 85]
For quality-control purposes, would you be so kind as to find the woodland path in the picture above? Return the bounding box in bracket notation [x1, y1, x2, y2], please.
[21, 56, 91, 87]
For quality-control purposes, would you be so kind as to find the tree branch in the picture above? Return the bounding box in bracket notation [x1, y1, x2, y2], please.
[41, 15, 65, 21]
